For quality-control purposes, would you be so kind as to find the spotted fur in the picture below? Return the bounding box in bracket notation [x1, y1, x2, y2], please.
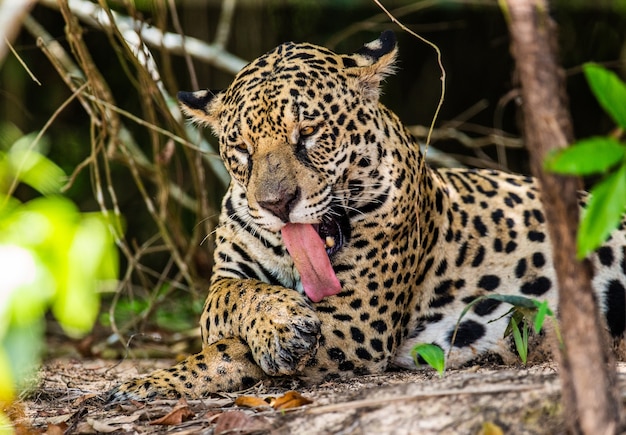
[110, 31, 626, 401]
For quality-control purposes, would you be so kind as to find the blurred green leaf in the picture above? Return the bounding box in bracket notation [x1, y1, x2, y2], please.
[544, 137, 625, 175]
[56, 215, 117, 336]
[9, 149, 65, 195]
[1, 132, 64, 195]
[0, 245, 53, 330]
[0, 186, 118, 398]
[578, 163, 626, 258]
[584, 63, 626, 129]
[411, 343, 445, 377]
[0, 122, 23, 151]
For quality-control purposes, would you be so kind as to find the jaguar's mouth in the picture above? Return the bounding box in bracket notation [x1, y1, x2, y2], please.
[314, 209, 351, 256]
[280, 206, 351, 302]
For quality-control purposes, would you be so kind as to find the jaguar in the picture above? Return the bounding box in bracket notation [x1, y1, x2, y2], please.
[110, 31, 626, 401]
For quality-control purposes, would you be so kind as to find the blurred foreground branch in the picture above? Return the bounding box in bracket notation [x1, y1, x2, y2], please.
[505, 1, 620, 433]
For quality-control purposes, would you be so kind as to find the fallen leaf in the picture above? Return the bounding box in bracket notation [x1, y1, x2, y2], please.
[479, 421, 504, 435]
[271, 391, 313, 410]
[214, 411, 270, 435]
[234, 395, 271, 408]
[235, 391, 313, 411]
[149, 398, 195, 426]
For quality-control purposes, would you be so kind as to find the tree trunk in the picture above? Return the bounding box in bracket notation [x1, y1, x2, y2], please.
[504, 1, 620, 434]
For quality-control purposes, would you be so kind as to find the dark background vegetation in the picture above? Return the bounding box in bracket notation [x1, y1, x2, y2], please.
[2, 0, 625, 359]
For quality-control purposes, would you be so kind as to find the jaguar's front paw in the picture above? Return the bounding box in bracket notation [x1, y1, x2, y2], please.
[247, 294, 321, 376]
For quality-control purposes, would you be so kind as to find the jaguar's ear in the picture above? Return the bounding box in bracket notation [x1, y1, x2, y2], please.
[177, 89, 224, 131]
[345, 31, 398, 101]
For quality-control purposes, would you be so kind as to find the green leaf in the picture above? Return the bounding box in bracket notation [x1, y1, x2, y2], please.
[533, 300, 550, 333]
[532, 299, 554, 316]
[8, 149, 65, 195]
[4, 133, 63, 195]
[411, 343, 445, 377]
[584, 63, 626, 129]
[510, 319, 528, 364]
[544, 137, 625, 175]
[578, 163, 626, 258]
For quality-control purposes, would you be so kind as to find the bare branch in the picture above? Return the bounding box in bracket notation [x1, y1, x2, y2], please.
[39, 0, 247, 74]
[408, 125, 523, 150]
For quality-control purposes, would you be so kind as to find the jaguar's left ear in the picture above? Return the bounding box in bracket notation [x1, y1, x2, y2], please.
[346, 30, 398, 101]
[177, 89, 224, 132]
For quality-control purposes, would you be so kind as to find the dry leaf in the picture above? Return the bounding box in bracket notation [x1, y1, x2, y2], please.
[235, 390, 313, 411]
[271, 391, 313, 410]
[214, 411, 269, 435]
[149, 398, 195, 426]
[234, 395, 271, 408]
[479, 421, 504, 435]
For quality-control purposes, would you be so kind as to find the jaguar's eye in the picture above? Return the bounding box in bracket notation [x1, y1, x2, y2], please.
[300, 125, 318, 138]
[233, 143, 248, 154]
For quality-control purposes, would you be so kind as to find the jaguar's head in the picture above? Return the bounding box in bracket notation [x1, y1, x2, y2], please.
[179, 31, 397, 230]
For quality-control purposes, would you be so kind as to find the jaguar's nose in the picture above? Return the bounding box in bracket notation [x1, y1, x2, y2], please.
[257, 186, 301, 223]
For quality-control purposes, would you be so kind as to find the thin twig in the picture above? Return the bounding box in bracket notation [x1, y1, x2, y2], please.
[4, 37, 41, 85]
[371, 0, 446, 151]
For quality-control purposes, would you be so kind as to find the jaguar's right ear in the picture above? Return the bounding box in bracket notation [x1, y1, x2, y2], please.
[177, 90, 224, 131]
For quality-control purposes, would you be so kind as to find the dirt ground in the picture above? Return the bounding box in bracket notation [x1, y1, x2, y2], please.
[12, 358, 626, 434]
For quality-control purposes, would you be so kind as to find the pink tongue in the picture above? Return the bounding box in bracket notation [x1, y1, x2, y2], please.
[281, 223, 342, 302]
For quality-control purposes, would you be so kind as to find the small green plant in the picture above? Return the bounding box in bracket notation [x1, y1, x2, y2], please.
[452, 295, 556, 365]
[411, 296, 555, 374]
[0, 129, 119, 432]
[544, 63, 626, 259]
[411, 343, 445, 377]
[503, 298, 556, 364]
